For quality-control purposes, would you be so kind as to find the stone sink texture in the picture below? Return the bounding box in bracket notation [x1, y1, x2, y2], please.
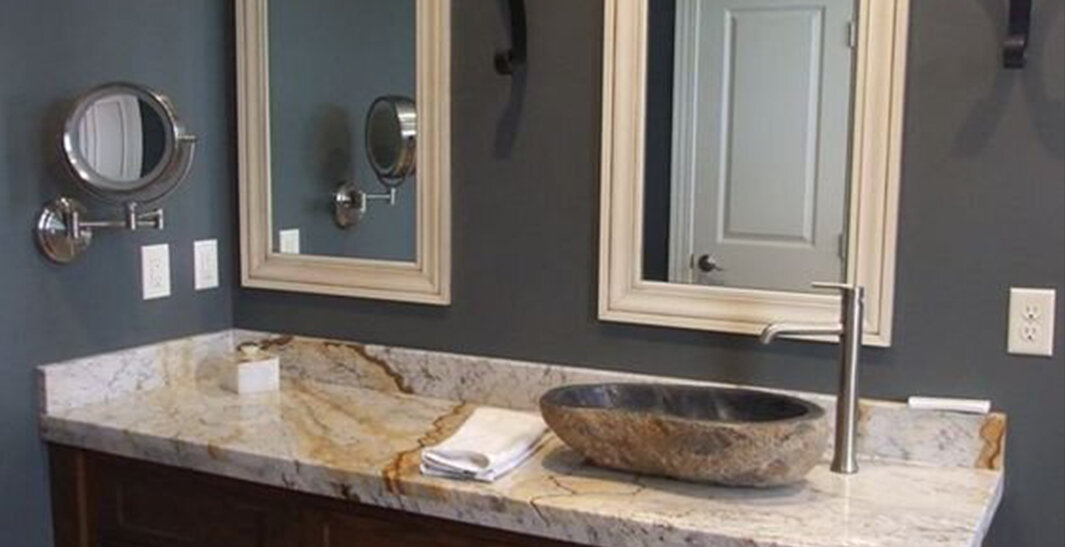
[540, 383, 829, 487]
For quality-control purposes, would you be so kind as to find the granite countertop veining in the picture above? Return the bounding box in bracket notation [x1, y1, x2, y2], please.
[38, 331, 1006, 547]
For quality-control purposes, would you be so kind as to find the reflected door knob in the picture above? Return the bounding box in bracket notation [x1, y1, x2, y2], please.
[695, 254, 723, 273]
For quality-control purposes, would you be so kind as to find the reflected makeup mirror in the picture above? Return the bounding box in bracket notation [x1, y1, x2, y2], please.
[366, 96, 417, 187]
[334, 96, 417, 229]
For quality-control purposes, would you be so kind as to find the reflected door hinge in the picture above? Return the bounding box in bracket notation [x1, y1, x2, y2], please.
[847, 20, 857, 49]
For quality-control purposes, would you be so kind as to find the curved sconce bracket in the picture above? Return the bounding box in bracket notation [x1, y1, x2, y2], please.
[1004, 0, 1031, 69]
[495, 0, 527, 75]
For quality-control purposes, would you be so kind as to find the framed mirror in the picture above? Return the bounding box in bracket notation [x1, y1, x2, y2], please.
[599, 0, 910, 345]
[237, 0, 450, 304]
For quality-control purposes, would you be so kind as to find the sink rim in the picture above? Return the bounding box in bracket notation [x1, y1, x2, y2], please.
[540, 383, 826, 428]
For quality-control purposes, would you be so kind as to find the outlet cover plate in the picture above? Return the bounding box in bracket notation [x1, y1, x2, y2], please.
[279, 229, 300, 255]
[1008, 288, 1056, 357]
[194, 239, 219, 290]
[141, 244, 171, 300]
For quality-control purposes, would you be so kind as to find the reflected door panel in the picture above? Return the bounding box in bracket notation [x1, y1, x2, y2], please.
[78, 95, 144, 182]
[661, 0, 854, 292]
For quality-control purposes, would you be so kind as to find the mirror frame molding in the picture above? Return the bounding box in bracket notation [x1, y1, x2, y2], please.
[598, 0, 910, 346]
[237, 0, 451, 305]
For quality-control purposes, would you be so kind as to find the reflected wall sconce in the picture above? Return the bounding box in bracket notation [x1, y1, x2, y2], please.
[495, 0, 527, 75]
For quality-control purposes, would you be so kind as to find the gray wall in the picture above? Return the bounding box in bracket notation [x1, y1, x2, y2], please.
[237, 1, 1065, 545]
[0, 1, 234, 545]
[269, 0, 416, 260]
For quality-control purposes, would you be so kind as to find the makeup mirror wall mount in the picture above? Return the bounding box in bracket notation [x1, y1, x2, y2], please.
[599, 0, 910, 345]
[35, 83, 197, 263]
[237, 0, 450, 304]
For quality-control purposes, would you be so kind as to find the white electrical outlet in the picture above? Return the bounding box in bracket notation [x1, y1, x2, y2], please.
[1008, 288, 1056, 357]
[141, 244, 171, 300]
[194, 239, 219, 291]
[279, 229, 301, 255]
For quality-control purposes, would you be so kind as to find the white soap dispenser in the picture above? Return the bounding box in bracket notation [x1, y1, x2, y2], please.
[221, 342, 281, 394]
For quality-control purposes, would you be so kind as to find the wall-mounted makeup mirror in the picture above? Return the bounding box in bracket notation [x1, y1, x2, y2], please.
[599, 0, 910, 345]
[238, 0, 450, 304]
[35, 82, 197, 263]
[334, 96, 418, 229]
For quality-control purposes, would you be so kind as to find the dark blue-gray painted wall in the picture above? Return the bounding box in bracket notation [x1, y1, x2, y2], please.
[269, 0, 416, 260]
[238, 1, 1065, 546]
[0, 1, 234, 545]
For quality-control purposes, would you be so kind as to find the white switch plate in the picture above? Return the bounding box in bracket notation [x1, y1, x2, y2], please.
[1008, 288, 1056, 357]
[141, 244, 171, 300]
[194, 239, 219, 291]
[279, 229, 300, 255]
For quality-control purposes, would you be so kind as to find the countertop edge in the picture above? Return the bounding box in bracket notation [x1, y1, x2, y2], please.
[41, 415, 761, 547]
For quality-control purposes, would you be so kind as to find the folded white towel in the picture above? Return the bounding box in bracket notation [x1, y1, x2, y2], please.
[420, 407, 547, 483]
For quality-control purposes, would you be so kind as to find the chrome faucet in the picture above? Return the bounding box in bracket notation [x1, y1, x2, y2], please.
[760, 282, 864, 475]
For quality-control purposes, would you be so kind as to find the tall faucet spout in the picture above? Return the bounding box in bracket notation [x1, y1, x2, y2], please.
[759, 283, 865, 476]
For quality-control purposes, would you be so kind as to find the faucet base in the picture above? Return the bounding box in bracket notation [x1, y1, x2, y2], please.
[830, 459, 859, 475]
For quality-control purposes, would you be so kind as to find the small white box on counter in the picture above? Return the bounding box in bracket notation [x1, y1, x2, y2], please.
[221, 343, 280, 394]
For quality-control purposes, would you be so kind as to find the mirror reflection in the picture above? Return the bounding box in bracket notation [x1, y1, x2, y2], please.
[366, 96, 417, 186]
[71, 93, 169, 188]
[642, 0, 856, 293]
[269, 0, 416, 261]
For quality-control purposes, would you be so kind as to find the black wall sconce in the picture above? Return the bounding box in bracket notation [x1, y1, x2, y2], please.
[495, 0, 527, 75]
[1003, 0, 1031, 69]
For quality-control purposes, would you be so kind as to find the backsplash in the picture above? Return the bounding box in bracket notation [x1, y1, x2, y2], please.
[39, 329, 1006, 471]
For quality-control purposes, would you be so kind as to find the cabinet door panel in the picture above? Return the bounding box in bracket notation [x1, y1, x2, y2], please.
[91, 454, 287, 547]
[50, 447, 582, 547]
[311, 510, 534, 547]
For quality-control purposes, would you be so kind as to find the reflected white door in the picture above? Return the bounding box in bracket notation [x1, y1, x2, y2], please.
[78, 94, 144, 181]
[669, 0, 854, 292]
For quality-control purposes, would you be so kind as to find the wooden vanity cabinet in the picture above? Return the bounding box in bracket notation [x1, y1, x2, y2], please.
[49, 445, 582, 547]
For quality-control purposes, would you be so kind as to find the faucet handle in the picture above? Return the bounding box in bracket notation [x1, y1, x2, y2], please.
[812, 281, 853, 291]
[812, 281, 861, 293]
[812, 282, 865, 305]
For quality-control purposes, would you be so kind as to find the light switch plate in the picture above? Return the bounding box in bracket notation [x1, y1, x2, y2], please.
[1008, 288, 1056, 357]
[194, 239, 219, 290]
[141, 244, 171, 300]
[279, 229, 300, 255]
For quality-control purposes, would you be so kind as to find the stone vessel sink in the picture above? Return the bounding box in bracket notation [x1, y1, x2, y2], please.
[540, 383, 828, 487]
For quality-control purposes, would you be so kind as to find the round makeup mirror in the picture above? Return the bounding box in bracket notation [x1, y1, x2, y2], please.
[35, 82, 197, 263]
[365, 95, 416, 187]
[62, 83, 196, 205]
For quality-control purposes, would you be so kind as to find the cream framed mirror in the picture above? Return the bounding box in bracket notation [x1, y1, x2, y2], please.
[237, 0, 450, 305]
[599, 0, 909, 345]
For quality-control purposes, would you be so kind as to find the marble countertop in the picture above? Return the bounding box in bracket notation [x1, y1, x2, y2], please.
[39, 331, 1006, 547]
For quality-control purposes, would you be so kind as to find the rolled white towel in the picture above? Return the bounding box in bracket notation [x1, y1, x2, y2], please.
[420, 407, 547, 483]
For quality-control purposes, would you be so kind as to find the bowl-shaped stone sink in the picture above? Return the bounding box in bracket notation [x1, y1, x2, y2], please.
[540, 383, 828, 487]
